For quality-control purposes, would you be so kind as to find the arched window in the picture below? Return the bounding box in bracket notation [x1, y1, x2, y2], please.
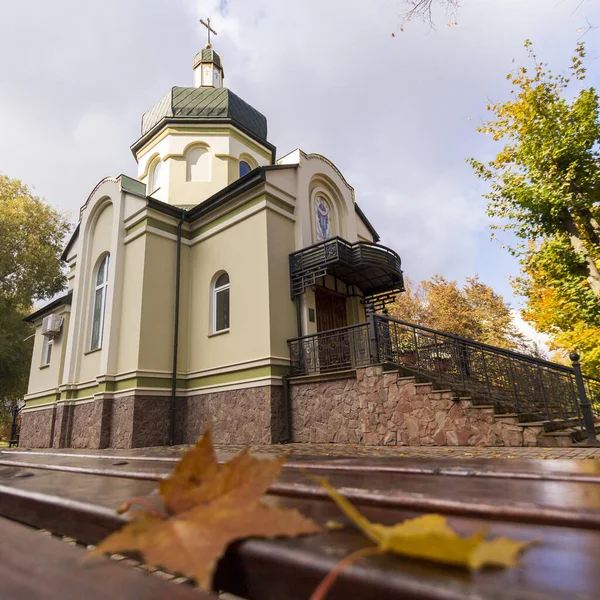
[239, 160, 252, 178]
[212, 272, 230, 333]
[149, 159, 163, 194]
[186, 147, 211, 182]
[90, 254, 110, 351]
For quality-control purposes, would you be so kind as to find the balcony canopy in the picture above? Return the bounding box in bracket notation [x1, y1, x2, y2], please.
[289, 237, 404, 308]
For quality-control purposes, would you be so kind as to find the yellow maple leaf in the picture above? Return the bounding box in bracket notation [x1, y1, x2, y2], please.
[87, 429, 321, 589]
[316, 476, 533, 570]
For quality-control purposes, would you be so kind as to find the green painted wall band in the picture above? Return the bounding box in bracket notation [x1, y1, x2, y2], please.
[26, 364, 289, 407]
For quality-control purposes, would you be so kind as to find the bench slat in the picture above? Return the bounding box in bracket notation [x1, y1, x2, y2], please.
[2, 477, 600, 598]
[0, 515, 214, 600]
[4, 457, 600, 529]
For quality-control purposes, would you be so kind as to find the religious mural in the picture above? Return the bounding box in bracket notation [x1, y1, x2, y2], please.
[315, 196, 332, 242]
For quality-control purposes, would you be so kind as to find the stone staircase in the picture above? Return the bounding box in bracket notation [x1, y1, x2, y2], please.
[387, 364, 600, 448]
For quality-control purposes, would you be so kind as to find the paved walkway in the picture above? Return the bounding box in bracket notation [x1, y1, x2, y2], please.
[12, 443, 600, 461]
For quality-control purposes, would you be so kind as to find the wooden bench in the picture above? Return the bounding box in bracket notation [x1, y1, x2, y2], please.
[2, 448, 600, 599]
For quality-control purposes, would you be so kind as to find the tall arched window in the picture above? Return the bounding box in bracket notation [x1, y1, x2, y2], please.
[239, 160, 252, 177]
[212, 272, 230, 333]
[90, 254, 110, 351]
[149, 159, 163, 194]
[186, 147, 211, 182]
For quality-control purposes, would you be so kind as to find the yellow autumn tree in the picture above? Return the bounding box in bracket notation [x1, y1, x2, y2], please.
[388, 275, 524, 351]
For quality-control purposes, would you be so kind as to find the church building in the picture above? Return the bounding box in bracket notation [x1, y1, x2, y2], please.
[20, 33, 404, 449]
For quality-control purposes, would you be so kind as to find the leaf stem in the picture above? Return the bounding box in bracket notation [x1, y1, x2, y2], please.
[309, 545, 384, 600]
[117, 497, 167, 518]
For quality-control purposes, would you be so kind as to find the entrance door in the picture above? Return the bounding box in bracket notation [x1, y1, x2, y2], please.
[315, 286, 350, 371]
[315, 286, 348, 332]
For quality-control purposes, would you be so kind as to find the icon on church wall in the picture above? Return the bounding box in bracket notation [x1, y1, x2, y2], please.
[316, 197, 332, 242]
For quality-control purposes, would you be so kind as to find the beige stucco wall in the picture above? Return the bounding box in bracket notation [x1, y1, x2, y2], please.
[26, 310, 70, 398]
[78, 202, 113, 383]
[136, 127, 272, 207]
[115, 234, 146, 374]
[187, 209, 271, 373]
[266, 209, 297, 358]
[138, 232, 178, 372]
[356, 215, 375, 242]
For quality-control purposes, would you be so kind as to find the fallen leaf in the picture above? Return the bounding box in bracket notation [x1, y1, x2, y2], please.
[315, 476, 534, 570]
[87, 429, 321, 589]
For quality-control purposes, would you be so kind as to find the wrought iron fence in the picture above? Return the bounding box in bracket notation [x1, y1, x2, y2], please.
[288, 322, 372, 376]
[8, 404, 22, 448]
[288, 313, 600, 437]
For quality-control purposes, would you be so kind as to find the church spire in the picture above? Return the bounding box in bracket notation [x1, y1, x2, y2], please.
[193, 17, 224, 88]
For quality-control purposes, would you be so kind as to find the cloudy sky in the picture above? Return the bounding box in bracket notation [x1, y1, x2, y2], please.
[1, 0, 599, 318]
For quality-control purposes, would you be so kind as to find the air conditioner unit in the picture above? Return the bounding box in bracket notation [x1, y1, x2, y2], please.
[41, 314, 64, 337]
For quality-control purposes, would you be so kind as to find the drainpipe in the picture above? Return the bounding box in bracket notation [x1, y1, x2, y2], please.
[169, 212, 185, 446]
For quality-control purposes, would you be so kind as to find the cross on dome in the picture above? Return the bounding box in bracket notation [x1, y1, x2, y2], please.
[193, 18, 224, 88]
[199, 17, 217, 46]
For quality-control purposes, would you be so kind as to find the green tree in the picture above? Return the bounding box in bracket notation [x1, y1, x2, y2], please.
[469, 41, 600, 297]
[389, 275, 524, 350]
[469, 41, 600, 374]
[0, 174, 70, 427]
[0, 175, 70, 306]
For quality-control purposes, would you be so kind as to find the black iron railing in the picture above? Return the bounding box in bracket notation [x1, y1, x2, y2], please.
[288, 322, 372, 376]
[8, 404, 22, 448]
[289, 237, 404, 306]
[287, 313, 600, 440]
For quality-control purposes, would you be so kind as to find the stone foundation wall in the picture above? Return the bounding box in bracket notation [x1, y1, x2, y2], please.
[290, 366, 525, 447]
[20, 385, 284, 449]
[69, 402, 97, 448]
[20, 406, 56, 448]
[176, 385, 284, 445]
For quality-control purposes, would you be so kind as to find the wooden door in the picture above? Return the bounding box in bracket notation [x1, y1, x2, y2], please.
[315, 286, 348, 332]
[315, 287, 350, 371]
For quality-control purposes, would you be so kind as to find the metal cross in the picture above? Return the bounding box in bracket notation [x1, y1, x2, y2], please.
[199, 17, 217, 45]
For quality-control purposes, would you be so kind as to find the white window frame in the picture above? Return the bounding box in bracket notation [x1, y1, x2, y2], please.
[149, 159, 163, 195]
[41, 335, 53, 367]
[90, 254, 110, 351]
[212, 272, 230, 334]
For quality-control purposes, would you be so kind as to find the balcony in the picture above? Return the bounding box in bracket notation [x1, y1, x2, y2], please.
[289, 237, 404, 307]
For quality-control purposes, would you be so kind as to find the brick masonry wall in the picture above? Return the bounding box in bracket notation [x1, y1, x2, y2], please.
[290, 366, 527, 447]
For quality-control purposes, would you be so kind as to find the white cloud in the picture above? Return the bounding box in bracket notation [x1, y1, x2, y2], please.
[511, 310, 551, 354]
[1, 0, 598, 341]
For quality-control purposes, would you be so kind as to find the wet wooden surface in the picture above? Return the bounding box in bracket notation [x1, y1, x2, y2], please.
[0, 515, 214, 600]
[2, 449, 600, 599]
[4, 451, 600, 528]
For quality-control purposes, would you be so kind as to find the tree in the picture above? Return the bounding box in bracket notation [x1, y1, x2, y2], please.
[388, 275, 524, 350]
[469, 41, 600, 374]
[0, 174, 70, 426]
[396, 0, 459, 30]
[0, 175, 70, 306]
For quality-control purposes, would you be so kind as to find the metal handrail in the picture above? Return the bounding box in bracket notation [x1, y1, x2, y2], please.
[287, 321, 371, 343]
[287, 314, 599, 442]
[384, 316, 576, 373]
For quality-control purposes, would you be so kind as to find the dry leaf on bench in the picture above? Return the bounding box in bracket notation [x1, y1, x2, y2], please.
[86, 429, 321, 589]
[316, 476, 534, 570]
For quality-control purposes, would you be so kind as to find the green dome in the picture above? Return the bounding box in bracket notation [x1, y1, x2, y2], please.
[193, 45, 222, 70]
[140, 87, 268, 141]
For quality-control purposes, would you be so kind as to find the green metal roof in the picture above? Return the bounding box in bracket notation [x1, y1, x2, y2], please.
[141, 87, 268, 141]
[193, 46, 222, 69]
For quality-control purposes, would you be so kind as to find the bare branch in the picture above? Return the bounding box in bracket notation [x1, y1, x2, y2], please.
[393, 0, 460, 33]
